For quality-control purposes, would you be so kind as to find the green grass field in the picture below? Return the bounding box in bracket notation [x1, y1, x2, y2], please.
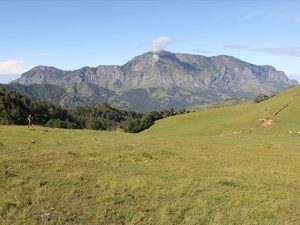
[1, 87, 300, 224]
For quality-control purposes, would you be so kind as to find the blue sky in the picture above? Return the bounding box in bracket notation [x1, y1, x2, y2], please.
[1, 0, 300, 83]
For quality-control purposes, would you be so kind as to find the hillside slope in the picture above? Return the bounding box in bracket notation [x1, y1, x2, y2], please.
[1, 87, 300, 224]
[1, 113, 300, 224]
[143, 86, 300, 137]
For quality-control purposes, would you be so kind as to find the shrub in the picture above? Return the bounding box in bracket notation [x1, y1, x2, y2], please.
[46, 119, 77, 129]
[254, 94, 270, 103]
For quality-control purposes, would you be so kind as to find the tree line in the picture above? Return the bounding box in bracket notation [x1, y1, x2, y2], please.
[0, 88, 189, 133]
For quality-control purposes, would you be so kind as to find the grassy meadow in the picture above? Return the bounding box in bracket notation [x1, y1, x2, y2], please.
[1, 87, 300, 224]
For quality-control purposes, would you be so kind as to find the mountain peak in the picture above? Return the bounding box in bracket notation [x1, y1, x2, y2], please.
[32, 65, 61, 70]
[11, 51, 298, 111]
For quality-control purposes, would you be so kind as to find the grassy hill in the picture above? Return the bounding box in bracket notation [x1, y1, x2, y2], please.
[0, 87, 300, 224]
[144, 86, 300, 137]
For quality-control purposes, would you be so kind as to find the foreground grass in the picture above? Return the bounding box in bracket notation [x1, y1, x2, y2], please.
[0, 124, 300, 224]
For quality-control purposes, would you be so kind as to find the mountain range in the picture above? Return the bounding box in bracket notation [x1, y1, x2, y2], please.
[3, 51, 297, 112]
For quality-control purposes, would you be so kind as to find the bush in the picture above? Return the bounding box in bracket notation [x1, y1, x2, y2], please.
[254, 94, 270, 103]
[85, 118, 105, 130]
[46, 119, 77, 129]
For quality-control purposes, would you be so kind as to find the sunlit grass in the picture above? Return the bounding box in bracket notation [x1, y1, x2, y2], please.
[1, 87, 300, 224]
[1, 125, 299, 224]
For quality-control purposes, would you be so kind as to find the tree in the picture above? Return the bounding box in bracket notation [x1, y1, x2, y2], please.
[254, 94, 270, 103]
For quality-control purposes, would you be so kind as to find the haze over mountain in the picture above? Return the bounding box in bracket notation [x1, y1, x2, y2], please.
[0, 74, 21, 84]
[8, 51, 297, 112]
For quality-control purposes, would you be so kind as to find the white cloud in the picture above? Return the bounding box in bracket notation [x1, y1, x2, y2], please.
[224, 44, 250, 49]
[254, 47, 300, 57]
[152, 53, 159, 62]
[151, 36, 172, 62]
[193, 49, 212, 54]
[224, 44, 300, 58]
[0, 60, 27, 74]
[152, 36, 171, 53]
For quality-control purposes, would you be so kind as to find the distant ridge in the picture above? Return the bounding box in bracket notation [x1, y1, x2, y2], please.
[10, 51, 297, 112]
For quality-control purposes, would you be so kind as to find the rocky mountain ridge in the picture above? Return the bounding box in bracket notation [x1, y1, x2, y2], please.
[11, 51, 297, 112]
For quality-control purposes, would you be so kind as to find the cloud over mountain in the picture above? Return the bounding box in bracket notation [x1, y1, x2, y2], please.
[0, 60, 27, 74]
[151, 36, 171, 62]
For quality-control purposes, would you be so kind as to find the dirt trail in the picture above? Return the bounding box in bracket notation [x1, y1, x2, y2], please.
[273, 103, 289, 116]
[259, 102, 291, 128]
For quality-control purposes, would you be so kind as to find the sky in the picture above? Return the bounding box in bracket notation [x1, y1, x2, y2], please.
[0, 0, 300, 83]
